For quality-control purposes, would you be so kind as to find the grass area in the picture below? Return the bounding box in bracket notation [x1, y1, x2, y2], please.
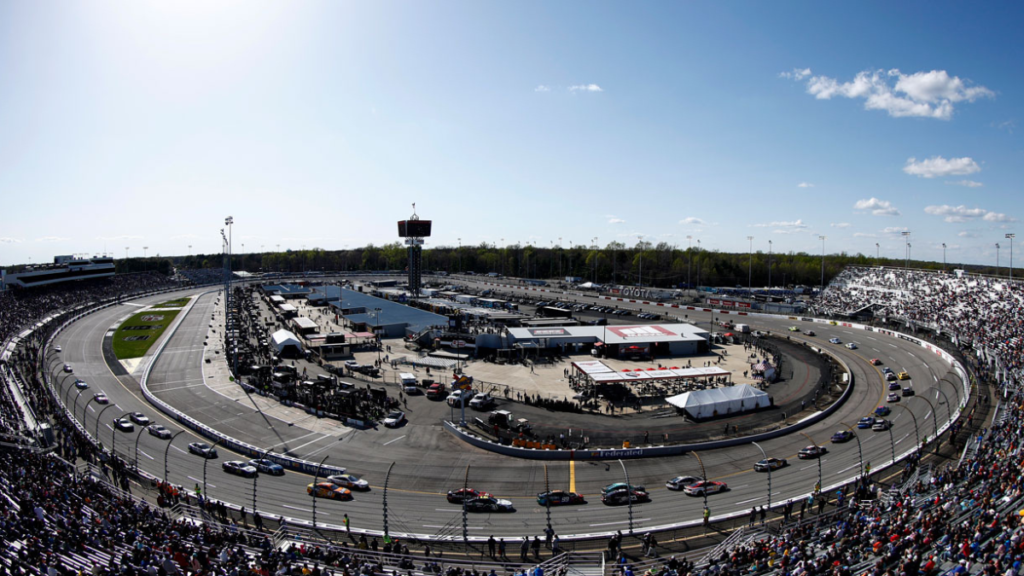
[112, 309, 181, 359]
[151, 297, 191, 308]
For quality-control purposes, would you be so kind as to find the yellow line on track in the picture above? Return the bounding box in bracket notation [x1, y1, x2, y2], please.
[569, 459, 576, 493]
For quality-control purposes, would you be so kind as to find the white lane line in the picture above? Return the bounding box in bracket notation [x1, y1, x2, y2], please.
[867, 336, 878, 341]
[735, 497, 761, 505]
[435, 509, 463, 513]
[888, 344, 897, 348]
[799, 465, 817, 471]
[908, 352, 917, 358]
[925, 411, 932, 419]
[267, 431, 320, 450]
[894, 413, 902, 421]
[933, 375, 938, 382]
[105, 424, 113, 431]
[895, 433, 909, 445]
[151, 383, 207, 393]
[835, 464, 858, 474]
[287, 433, 332, 453]
[383, 435, 406, 446]
[88, 405, 96, 412]
[187, 476, 216, 488]
[589, 518, 652, 527]
[171, 445, 188, 454]
[282, 504, 322, 514]
[138, 449, 155, 460]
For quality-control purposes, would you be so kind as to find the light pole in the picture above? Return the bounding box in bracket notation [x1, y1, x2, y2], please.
[747, 236, 753, 294]
[637, 236, 643, 288]
[768, 239, 772, 290]
[592, 237, 599, 283]
[942, 243, 947, 272]
[875, 243, 879, 262]
[894, 405, 921, 455]
[458, 238, 462, 274]
[188, 244, 192, 256]
[798, 432, 823, 494]
[841, 422, 865, 480]
[901, 231, 910, 269]
[133, 424, 148, 469]
[95, 404, 115, 443]
[696, 239, 701, 289]
[143, 246, 148, 258]
[373, 308, 383, 366]
[909, 396, 940, 454]
[617, 459, 635, 535]
[253, 448, 274, 514]
[125, 246, 129, 260]
[383, 461, 396, 539]
[202, 439, 222, 500]
[997, 243, 1001, 273]
[691, 451, 709, 511]
[751, 441, 772, 509]
[111, 411, 131, 461]
[818, 235, 826, 291]
[1006, 233, 1015, 280]
[164, 430, 187, 483]
[311, 455, 329, 532]
[79, 396, 100, 429]
[687, 236, 693, 289]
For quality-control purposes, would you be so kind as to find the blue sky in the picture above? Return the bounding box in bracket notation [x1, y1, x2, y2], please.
[1, 1, 1022, 267]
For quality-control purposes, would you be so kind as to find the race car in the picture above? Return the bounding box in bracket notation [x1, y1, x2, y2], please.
[53, 345, 62, 353]
[307, 482, 352, 500]
[885, 372, 898, 381]
[665, 475, 702, 491]
[898, 371, 911, 380]
[829, 338, 841, 344]
[872, 419, 892, 431]
[857, 417, 875, 429]
[222, 461, 257, 478]
[845, 342, 858, 350]
[465, 496, 515, 512]
[536, 490, 586, 506]
[902, 386, 915, 397]
[447, 488, 490, 504]
[74, 379, 89, 390]
[147, 424, 172, 439]
[602, 482, 646, 495]
[188, 442, 218, 459]
[870, 358, 882, 365]
[886, 392, 900, 403]
[683, 481, 728, 497]
[803, 330, 816, 336]
[788, 326, 800, 332]
[93, 392, 109, 404]
[327, 474, 370, 491]
[602, 488, 650, 506]
[754, 457, 787, 472]
[831, 430, 854, 443]
[113, 417, 134, 432]
[63, 363, 73, 373]
[382, 411, 406, 427]
[248, 459, 285, 475]
[889, 381, 901, 391]
[874, 406, 891, 417]
[798, 445, 828, 459]
[129, 412, 150, 426]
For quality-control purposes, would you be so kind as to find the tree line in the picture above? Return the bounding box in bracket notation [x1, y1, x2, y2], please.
[115, 241, 997, 289]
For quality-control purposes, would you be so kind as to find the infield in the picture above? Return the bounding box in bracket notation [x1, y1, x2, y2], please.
[112, 309, 181, 359]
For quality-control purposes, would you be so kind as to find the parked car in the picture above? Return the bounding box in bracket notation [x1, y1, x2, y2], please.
[665, 476, 701, 491]
[469, 393, 495, 410]
[447, 389, 476, 406]
[382, 411, 406, 427]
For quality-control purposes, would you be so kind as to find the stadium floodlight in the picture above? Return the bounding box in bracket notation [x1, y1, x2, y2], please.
[819, 235, 826, 291]
[1007, 233, 1016, 280]
[901, 231, 911, 269]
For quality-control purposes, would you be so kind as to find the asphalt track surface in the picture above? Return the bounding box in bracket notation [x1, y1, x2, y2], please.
[49, 279, 964, 540]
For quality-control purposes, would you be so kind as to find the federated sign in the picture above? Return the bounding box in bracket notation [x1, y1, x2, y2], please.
[585, 448, 645, 459]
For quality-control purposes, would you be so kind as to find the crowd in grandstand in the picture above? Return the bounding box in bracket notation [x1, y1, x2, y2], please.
[0, 265, 1020, 576]
[814, 267, 1024, 383]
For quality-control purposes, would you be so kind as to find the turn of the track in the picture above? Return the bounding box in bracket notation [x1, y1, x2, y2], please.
[52, 280, 962, 539]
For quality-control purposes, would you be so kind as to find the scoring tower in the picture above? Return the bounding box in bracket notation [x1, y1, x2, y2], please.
[397, 204, 431, 298]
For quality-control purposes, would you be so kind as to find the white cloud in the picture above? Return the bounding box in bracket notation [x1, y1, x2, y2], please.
[779, 68, 812, 80]
[788, 68, 993, 120]
[946, 179, 984, 188]
[754, 219, 809, 229]
[170, 234, 202, 240]
[797, 182, 815, 188]
[853, 232, 877, 238]
[854, 197, 901, 216]
[882, 226, 909, 235]
[903, 156, 980, 178]
[924, 204, 1015, 223]
[0, 237, 23, 244]
[34, 236, 70, 242]
[830, 223, 851, 228]
[679, 217, 707, 226]
[569, 84, 603, 93]
[772, 229, 804, 235]
[95, 235, 144, 241]
[958, 231, 977, 238]
[608, 218, 626, 225]
[534, 85, 551, 92]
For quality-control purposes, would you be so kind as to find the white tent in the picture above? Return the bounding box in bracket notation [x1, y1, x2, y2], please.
[666, 384, 769, 419]
[271, 329, 303, 355]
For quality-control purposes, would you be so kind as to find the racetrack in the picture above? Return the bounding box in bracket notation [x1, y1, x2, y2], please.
[49, 278, 965, 541]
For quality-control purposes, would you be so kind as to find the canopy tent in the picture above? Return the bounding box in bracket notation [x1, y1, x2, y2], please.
[271, 329, 303, 356]
[666, 384, 769, 419]
[572, 360, 731, 384]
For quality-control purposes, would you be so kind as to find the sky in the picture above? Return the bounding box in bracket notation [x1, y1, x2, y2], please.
[1, 1, 1022, 268]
